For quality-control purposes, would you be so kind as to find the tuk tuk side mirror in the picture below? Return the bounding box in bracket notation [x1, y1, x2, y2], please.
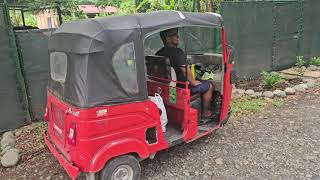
[226, 45, 237, 84]
[226, 45, 235, 65]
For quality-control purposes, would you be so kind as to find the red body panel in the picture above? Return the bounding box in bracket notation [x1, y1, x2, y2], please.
[220, 28, 233, 122]
[44, 27, 233, 179]
[44, 132, 79, 179]
[46, 92, 168, 174]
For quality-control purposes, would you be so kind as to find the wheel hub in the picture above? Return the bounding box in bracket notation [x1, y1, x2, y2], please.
[112, 165, 134, 180]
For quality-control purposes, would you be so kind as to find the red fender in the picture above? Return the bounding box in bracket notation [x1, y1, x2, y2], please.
[89, 138, 149, 172]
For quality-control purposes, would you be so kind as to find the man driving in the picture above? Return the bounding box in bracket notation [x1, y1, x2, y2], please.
[156, 28, 213, 119]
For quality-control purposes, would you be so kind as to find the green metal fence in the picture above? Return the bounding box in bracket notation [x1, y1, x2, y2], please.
[222, 1, 274, 78]
[15, 29, 54, 120]
[302, 0, 320, 62]
[0, 3, 29, 132]
[221, 0, 320, 78]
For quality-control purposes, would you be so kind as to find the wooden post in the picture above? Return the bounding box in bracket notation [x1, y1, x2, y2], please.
[56, 1, 63, 25]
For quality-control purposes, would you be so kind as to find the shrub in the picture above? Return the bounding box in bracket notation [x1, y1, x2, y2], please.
[310, 57, 320, 66]
[261, 71, 283, 88]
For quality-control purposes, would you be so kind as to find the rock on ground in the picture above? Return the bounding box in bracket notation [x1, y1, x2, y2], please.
[2, 131, 14, 140]
[293, 84, 306, 92]
[273, 90, 286, 97]
[234, 89, 245, 95]
[232, 89, 245, 98]
[307, 81, 317, 88]
[285, 87, 296, 95]
[1, 131, 14, 146]
[263, 91, 274, 98]
[215, 158, 224, 165]
[308, 65, 318, 71]
[253, 92, 263, 98]
[245, 89, 255, 96]
[0, 146, 13, 156]
[300, 84, 308, 89]
[270, 71, 279, 76]
[1, 138, 16, 150]
[1, 148, 20, 167]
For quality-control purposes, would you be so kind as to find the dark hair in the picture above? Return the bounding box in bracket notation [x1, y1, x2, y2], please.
[160, 28, 178, 45]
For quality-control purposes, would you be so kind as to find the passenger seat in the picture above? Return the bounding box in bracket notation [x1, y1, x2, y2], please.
[145, 55, 177, 87]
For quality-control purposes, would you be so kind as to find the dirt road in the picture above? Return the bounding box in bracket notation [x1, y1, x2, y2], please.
[1, 88, 320, 180]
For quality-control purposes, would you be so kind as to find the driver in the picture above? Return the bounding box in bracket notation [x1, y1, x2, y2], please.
[156, 28, 213, 119]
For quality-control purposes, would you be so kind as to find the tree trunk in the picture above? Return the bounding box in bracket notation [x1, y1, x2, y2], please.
[206, 0, 209, 12]
[207, 0, 212, 12]
[196, 0, 200, 12]
[193, 0, 196, 12]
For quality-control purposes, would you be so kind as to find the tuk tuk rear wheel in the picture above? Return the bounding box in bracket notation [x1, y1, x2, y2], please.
[99, 155, 141, 180]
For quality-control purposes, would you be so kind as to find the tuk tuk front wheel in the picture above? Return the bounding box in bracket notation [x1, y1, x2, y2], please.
[99, 155, 141, 180]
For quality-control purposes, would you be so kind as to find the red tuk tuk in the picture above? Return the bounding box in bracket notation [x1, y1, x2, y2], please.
[44, 10, 234, 180]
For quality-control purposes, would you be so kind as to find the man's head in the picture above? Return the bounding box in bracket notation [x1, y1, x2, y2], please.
[160, 28, 179, 47]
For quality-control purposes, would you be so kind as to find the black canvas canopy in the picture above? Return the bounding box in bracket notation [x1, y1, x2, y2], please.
[48, 10, 223, 108]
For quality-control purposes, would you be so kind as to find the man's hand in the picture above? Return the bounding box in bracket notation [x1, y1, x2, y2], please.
[190, 80, 201, 86]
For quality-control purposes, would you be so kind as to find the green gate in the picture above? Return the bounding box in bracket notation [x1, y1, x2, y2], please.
[0, 3, 29, 132]
[272, 1, 301, 70]
[221, 1, 274, 78]
[222, 0, 320, 79]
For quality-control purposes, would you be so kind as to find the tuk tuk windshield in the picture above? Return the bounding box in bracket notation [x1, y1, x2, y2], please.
[144, 26, 222, 56]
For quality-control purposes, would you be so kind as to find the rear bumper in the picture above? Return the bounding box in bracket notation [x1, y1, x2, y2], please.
[44, 132, 79, 179]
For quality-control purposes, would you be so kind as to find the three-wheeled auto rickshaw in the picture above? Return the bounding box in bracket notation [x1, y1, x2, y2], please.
[44, 10, 234, 180]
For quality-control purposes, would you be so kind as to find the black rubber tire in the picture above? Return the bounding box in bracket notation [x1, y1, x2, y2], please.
[98, 155, 141, 180]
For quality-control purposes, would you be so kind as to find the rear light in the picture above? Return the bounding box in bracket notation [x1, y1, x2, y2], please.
[68, 122, 76, 146]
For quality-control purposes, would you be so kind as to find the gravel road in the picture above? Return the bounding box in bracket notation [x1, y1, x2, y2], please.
[141, 89, 320, 180]
[1, 88, 320, 180]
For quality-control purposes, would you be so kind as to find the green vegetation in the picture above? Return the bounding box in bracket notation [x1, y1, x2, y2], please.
[294, 56, 305, 79]
[271, 98, 283, 108]
[261, 71, 283, 88]
[9, 10, 37, 27]
[7, 0, 223, 27]
[231, 96, 267, 117]
[310, 57, 320, 67]
[231, 96, 284, 117]
[12, 0, 222, 17]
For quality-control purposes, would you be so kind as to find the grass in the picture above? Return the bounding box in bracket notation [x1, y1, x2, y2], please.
[231, 96, 268, 117]
[231, 96, 284, 117]
[271, 98, 284, 108]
